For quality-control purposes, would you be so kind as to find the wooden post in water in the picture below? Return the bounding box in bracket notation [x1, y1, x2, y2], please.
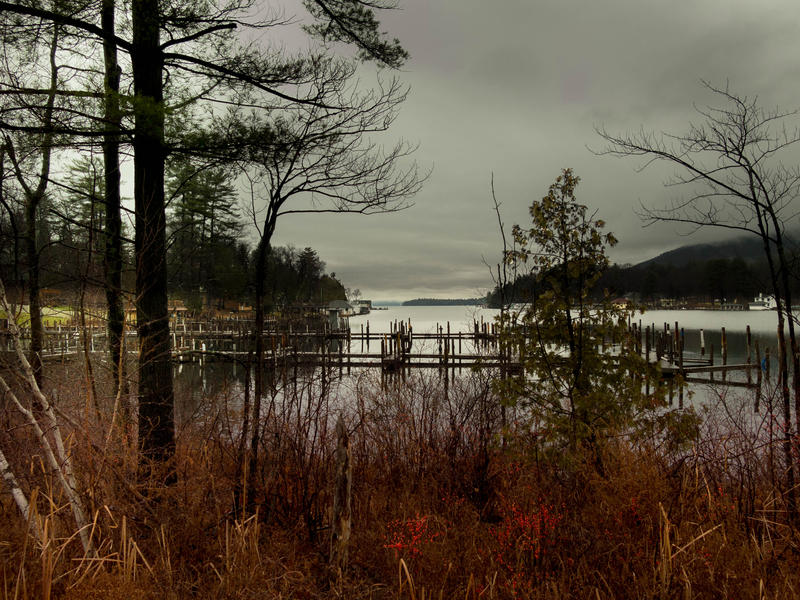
[746, 325, 752, 386]
[674, 321, 679, 353]
[451, 337, 457, 382]
[678, 335, 684, 409]
[664, 323, 671, 363]
[709, 343, 715, 382]
[321, 333, 328, 389]
[755, 339, 762, 412]
[700, 329, 705, 357]
[443, 333, 449, 372]
[721, 327, 728, 383]
[644, 325, 650, 396]
[339, 336, 343, 377]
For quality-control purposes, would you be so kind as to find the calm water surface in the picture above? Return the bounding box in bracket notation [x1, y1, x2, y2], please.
[350, 305, 499, 333]
[354, 306, 784, 362]
[175, 307, 791, 421]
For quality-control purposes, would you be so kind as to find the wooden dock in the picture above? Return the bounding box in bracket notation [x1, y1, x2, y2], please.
[2, 317, 769, 402]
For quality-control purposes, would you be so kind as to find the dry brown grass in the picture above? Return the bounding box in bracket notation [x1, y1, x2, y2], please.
[1, 367, 799, 598]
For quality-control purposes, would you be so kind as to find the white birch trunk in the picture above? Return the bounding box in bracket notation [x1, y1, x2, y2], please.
[0, 446, 42, 542]
[0, 278, 95, 556]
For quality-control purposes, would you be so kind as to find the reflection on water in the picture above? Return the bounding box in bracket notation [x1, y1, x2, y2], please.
[173, 361, 247, 426]
[356, 306, 786, 371]
[173, 361, 351, 427]
[175, 307, 793, 423]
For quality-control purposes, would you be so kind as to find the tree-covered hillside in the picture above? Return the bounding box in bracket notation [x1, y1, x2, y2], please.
[488, 236, 800, 307]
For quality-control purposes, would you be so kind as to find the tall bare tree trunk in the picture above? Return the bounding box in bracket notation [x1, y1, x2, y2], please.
[768, 216, 800, 469]
[102, 0, 128, 409]
[20, 26, 59, 390]
[755, 215, 796, 520]
[244, 207, 279, 511]
[247, 231, 271, 508]
[25, 197, 43, 387]
[132, 0, 175, 473]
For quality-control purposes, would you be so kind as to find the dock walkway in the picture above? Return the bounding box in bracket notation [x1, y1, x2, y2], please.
[2, 317, 766, 401]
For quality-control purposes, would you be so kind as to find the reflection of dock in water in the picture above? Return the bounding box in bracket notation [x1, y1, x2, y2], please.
[5, 317, 768, 407]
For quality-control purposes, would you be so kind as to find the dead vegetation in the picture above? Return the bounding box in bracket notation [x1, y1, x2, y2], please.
[1, 363, 799, 599]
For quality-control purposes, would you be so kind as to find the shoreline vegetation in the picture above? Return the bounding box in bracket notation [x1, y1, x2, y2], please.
[2, 362, 798, 598]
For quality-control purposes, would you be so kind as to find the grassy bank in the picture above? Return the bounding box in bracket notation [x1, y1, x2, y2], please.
[1, 367, 798, 598]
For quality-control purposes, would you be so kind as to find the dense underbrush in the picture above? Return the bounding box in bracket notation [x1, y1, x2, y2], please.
[1, 367, 799, 599]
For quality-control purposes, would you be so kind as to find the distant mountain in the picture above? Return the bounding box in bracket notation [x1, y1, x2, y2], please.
[601, 232, 800, 301]
[634, 236, 767, 269]
[488, 232, 800, 307]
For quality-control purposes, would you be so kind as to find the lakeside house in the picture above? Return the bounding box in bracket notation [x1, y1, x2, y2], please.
[611, 297, 631, 309]
[325, 300, 353, 330]
[352, 299, 372, 315]
[748, 293, 776, 311]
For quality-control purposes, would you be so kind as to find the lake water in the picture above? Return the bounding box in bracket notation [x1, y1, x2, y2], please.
[174, 306, 792, 422]
[354, 305, 782, 335]
[350, 305, 500, 334]
[353, 306, 784, 363]
[350, 306, 789, 405]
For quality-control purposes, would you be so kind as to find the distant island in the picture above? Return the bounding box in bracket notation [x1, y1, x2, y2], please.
[402, 298, 486, 306]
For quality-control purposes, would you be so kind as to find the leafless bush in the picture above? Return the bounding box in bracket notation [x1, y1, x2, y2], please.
[680, 383, 792, 540]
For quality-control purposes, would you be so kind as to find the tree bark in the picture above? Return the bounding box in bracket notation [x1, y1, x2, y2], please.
[102, 0, 128, 407]
[247, 225, 274, 507]
[767, 214, 800, 465]
[753, 213, 796, 520]
[21, 27, 60, 391]
[25, 196, 43, 388]
[132, 0, 175, 471]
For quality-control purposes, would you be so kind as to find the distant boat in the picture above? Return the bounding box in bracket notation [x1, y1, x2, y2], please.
[749, 293, 777, 311]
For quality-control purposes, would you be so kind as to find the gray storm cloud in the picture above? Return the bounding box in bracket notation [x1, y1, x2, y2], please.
[265, 0, 800, 301]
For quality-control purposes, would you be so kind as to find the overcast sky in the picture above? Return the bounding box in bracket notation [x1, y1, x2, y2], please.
[262, 0, 800, 301]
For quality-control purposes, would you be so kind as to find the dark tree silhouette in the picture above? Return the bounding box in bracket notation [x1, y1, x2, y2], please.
[597, 82, 800, 521]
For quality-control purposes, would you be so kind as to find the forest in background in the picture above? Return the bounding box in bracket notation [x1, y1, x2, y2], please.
[0, 155, 346, 311]
[488, 235, 800, 307]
